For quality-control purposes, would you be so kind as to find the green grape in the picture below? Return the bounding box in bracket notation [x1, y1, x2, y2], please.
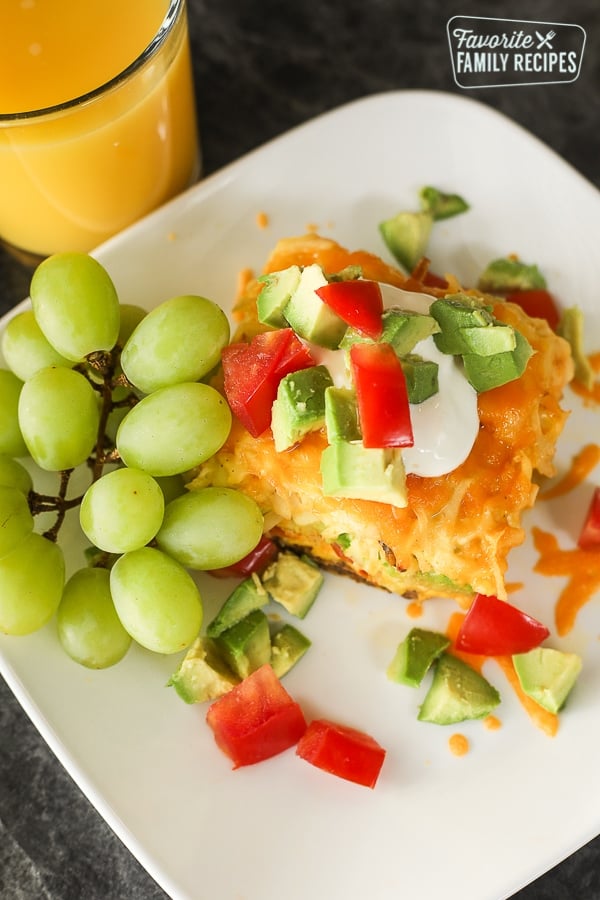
[0, 369, 28, 457]
[110, 546, 202, 654]
[156, 486, 264, 570]
[18, 366, 100, 471]
[120, 294, 230, 394]
[117, 303, 147, 347]
[0, 485, 34, 559]
[30, 252, 120, 361]
[57, 567, 132, 668]
[116, 382, 231, 476]
[0, 533, 65, 635]
[79, 467, 164, 554]
[0, 454, 33, 495]
[1, 310, 74, 381]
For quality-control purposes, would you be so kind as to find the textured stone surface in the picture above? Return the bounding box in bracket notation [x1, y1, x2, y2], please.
[1, 1, 599, 898]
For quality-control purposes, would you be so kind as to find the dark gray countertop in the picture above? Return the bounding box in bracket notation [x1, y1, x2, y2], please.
[1, 1, 599, 898]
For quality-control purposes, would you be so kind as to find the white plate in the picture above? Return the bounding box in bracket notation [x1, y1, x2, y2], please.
[2, 89, 600, 900]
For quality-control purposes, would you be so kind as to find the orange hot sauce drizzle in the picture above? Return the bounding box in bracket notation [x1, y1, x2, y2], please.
[448, 733, 469, 756]
[406, 601, 423, 619]
[538, 443, 600, 500]
[532, 526, 600, 637]
[446, 612, 558, 737]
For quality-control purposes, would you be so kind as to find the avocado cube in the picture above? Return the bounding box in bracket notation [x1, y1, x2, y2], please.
[261, 551, 324, 619]
[283, 263, 348, 348]
[324, 386, 361, 443]
[462, 329, 533, 392]
[418, 653, 501, 724]
[213, 609, 272, 680]
[557, 306, 594, 390]
[387, 628, 450, 687]
[429, 296, 494, 331]
[168, 637, 239, 704]
[382, 309, 440, 355]
[458, 324, 517, 356]
[206, 575, 269, 638]
[419, 185, 469, 221]
[271, 365, 333, 452]
[321, 440, 408, 508]
[379, 210, 433, 272]
[257, 265, 301, 327]
[270, 624, 312, 677]
[400, 355, 439, 404]
[512, 647, 582, 714]
[477, 257, 547, 294]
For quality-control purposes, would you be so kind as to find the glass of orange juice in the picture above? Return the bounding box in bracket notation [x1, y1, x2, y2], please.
[0, 0, 200, 261]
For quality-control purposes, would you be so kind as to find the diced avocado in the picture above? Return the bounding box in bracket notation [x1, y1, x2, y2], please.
[462, 328, 533, 392]
[419, 185, 470, 221]
[261, 551, 324, 618]
[270, 624, 312, 677]
[458, 324, 517, 356]
[282, 264, 348, 348]
[338, 327, 371, 351]
[430, 295, 494, 332]
[477, 257, 547, 294]
[257, 265, 302, 327]
[327, 264, 363, 282]
[379, 210, 433, 272]
[206, 575, 269, 638]
[271, 364, 333, 452]
[213, 608, 272, 679]
[167, 637, 239, 703]
[320, 440, 408, 508]
[387, 628, 450, 687]
[324, 386, 361, 442]
[400, 355, 439, 404]
[512, 647, 582, 714]
[382, 309, 440, 355]
[418, 653, 501, 724]
[557, 306, 594, 390]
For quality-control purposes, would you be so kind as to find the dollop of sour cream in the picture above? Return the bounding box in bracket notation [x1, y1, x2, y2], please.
[308, 283, 479, 478]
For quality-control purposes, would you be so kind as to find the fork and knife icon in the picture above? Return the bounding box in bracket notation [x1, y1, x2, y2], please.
[535, 29, 556, 48]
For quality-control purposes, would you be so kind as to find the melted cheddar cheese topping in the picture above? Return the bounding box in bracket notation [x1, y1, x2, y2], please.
[192, 235, 574, 604]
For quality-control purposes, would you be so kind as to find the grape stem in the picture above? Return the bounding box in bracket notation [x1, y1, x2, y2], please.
[30, 348, 137, 542]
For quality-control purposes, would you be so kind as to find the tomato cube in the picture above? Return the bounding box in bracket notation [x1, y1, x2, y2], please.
[578, 487, 600, 550]
[505, 289, 560, 331]
[296, 718, 386, 788]
[206, 664, 307, 767]
[350, 342, 414, 448]
[221, 329, 314, 437]
[454, 593, 549, 656]
[316, 279, 384, 339]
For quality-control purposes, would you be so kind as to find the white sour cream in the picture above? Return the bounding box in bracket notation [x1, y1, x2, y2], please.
[308, 282, 479, 478]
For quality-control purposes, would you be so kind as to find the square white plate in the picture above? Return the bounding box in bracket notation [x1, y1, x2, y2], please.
[2, 90, 600, 900]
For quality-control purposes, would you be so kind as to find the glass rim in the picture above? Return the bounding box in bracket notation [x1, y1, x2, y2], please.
[0, 0, 184, 124]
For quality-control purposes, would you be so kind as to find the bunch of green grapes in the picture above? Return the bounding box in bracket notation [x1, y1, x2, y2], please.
[0, 252, 264, 669]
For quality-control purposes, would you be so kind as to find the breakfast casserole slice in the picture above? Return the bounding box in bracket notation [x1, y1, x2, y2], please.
[191, 234, 574, 606]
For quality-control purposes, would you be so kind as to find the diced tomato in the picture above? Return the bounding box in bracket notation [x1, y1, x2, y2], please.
[422, 270, 448, 289]
[315, 279, 384, 338]
[221, 329, 314, 437]
[578, 487, 600, 550]
[455, 593, 550, 656]
[206, 664, 307, 768]
[350, 342, 414, 448]
[296, 718, 386, 788]
[208, 535, 279, 578]
[505, 289, 560, 331]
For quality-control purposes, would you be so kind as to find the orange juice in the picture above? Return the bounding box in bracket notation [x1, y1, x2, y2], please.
[0, 0, 200, 257]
